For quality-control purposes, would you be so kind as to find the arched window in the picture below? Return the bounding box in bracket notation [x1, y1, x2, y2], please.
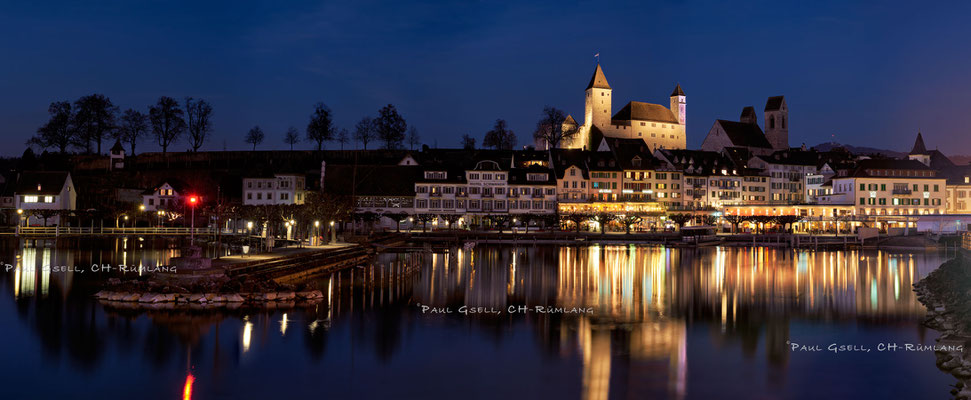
[769, 117, 775, 129]
[782, 116, 786, 129]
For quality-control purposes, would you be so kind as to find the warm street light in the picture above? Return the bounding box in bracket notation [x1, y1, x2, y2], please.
[314, 221, 320, 227]
[187, 195, 199, 242]
[139, 204, 145, 211]
[16, 209, 22, 215]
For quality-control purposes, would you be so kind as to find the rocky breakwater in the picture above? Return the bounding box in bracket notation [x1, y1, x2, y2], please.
[95, 275, 324, 310]
[915, 254, 971, 399]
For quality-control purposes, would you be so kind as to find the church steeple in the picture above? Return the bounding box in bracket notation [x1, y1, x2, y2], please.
[910, 131, 927, 154]
[586, 64, 611, 90]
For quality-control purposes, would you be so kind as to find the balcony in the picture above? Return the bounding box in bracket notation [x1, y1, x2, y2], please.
[892, 188, 912, 195]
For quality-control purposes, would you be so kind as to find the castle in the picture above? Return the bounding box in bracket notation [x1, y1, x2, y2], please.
[561, 64, 687, 151]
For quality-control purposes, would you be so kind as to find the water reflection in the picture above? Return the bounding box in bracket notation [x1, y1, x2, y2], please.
[0, 240, 950, 399]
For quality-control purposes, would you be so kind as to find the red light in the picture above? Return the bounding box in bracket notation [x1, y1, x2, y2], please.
[189, 196, 198, 204]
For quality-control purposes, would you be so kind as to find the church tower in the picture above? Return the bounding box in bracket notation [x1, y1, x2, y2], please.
[585, 64, 612, 129]
[764, 96, 788, 150]
[670, 84, 686, 125]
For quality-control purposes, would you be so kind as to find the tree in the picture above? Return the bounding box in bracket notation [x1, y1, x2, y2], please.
[354, 116, 376, 150]
[668, 213, 693, 229]
[533, 106, 579, 150]
[184, 97, 214, 152]
[486, 214, 511, 233]
[415, 213, 436, 232]
[461, 134, 476, 150]
[591, 212, 615, 234]
[29, 101, 74, 153]
[245, 126, 265, 150]
[483, 119, 517, 150]
[617, 214, 643, 234]
[115, 109, 148, 155]
[562, 213, 590, 233]
[375, 104, 407, 149]
[149, 96, 187, 155]
[724, 214, 745, 234]
[283, 126, 300, 150]
[306, 102, 335, 151]
[383, 212, 409, 232]
[72, 94, 118, 154]
[440, 214, 461, 229]
[773, 215, 803, 233]
[337, 128, 350, 151]
[407, 126, 421, 150]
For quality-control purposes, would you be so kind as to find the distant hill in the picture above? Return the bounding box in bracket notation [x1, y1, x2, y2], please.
[810, 142, 905, 158]
[811, 142, 971, 166]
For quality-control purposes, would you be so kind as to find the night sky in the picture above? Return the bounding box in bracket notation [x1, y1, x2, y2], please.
[2, 0, 969, 156]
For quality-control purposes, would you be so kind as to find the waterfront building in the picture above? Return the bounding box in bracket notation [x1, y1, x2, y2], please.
[907, 131, 954, 169]
[560, 64, 686, 151]
[242, 173, 307, 205]
[14, 171, 76, 226]
[552, 149, 590, 203]
[939, 165, 971, 214]
[817, 159, 946, 218]
[654, 149, 731, 209]
[747, 148, 818, 204]
[141, 180, 185, 212]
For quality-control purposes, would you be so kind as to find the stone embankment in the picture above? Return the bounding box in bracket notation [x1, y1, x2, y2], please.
[914, 254, 971, 399]
[94, 276, 323, 309]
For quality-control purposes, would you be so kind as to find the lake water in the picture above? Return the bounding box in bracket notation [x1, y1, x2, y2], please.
[0, 238, 956, 399]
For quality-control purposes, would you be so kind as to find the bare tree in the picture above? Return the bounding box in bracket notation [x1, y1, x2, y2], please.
[336, 128, 350, 151]
[184, 97, 213, 152]
[461, 133, 476, 150]
[483, 118, 517, 150]
[306, 102, 334, 151]
[149, 96, 186, 155]
[375, 104, 407, 149]
[354, 116, 376, 150]
[407, 126, 421, 150]
[283, 126, 300, 150]
[245, 125, 265, 150]
[533, 106, 579, 150]
[117, 109, 148, 155]
[29, 101, 74, 153]
[73, 94, 118, 154]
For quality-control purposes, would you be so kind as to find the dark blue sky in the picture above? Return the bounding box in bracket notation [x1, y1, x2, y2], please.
[2, 0, 969, 156]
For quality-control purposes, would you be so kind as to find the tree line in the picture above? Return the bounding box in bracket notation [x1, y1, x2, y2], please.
[31, 93, 582, 155]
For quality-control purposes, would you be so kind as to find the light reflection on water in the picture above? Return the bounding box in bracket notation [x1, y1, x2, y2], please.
[0, 238, 955, 399]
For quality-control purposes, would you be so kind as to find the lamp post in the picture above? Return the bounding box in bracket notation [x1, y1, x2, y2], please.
[329, 220, 335, 244]
[188, 196, 198, 242]
[314, 220, 320, 246]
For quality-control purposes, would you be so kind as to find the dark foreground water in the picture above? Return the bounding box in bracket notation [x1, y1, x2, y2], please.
[0, 238, 956, 399]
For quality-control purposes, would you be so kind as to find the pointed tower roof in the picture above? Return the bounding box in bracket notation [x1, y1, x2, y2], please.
[670, 84, 685, 97]
[586, 64, 611, 90]
[910, 131, 927, 154]
[765, 96, 785, 111]
[564, 115, 577, 125]
[110, 139, 124, 153]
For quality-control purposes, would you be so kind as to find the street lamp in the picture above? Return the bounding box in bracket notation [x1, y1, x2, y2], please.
[188, 195, 198, 242]
[329, 220, 335, 244]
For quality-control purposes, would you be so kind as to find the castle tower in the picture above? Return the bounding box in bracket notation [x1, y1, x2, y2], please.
[585, 64, 612, 129]
[764, 96, 788, 150]
[670, 84, 686, 125]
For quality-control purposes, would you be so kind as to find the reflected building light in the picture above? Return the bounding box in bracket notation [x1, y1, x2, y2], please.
[242, 321, 253, 352]
[280, 313, 288, 336]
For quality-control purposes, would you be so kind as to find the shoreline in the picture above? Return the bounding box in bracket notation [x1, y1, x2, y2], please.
[914, 253, 971, 399]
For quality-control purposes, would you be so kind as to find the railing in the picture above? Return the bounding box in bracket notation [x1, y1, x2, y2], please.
[17, 226, 215, 236]
[892, 188, 912, 195]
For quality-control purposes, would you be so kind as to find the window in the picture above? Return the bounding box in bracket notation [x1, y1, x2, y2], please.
[246, 193, 252, 200]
